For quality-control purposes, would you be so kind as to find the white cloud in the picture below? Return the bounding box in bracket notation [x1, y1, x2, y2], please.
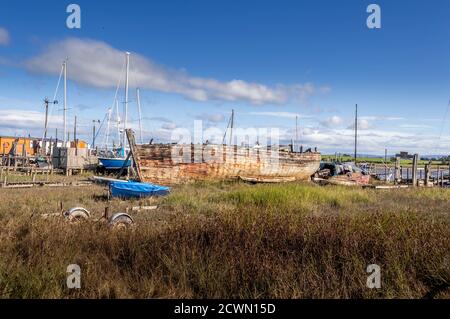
[197, 113, 226, 123]
[248, 111, 311, 119]
[0, 109, 64, 139]
[399, 124, 432, 129]
[161, 122, 177, 130]
[320, 115, 343, 127]
[283, 126, 450, 155]
[0, 109, 61, 131]
[146, 116, 172, 123]
[0, 27, 9, 46]
[24, 38, 325, 105]
[1, 108, 448, 155]
[347, 119, 372, 130]
[360, 116, 404, 121]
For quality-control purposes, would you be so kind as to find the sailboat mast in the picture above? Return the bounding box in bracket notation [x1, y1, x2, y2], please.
[136, 88, 143, 144]
[229, 109, 234, 146]
[115, 99, 121, 144]
[123, 52, 130, 147]
[354, 104, 358, 163]
[43, 99, 49, 141]
[63, 61, 67, 146]
[295, 115, 299, 152]
[105, 108, 112, 149]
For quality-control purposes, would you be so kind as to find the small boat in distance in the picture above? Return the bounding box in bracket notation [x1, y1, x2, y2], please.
[98, 147, 131, 169]
[98, 157, 131, 169]
[98, 52, 133, 170]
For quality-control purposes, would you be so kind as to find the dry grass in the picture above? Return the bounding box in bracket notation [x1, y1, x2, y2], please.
[0, 181, 448, 298]
[0, 171, 93, 184]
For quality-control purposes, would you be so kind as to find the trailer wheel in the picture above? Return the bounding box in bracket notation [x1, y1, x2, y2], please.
[63, 207, 91, 222]
[108, 213, 134, 229]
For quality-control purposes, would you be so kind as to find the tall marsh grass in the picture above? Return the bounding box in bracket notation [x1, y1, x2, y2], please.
[0, 182, 448, 298]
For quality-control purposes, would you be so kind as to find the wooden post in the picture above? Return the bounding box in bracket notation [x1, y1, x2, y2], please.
[117, 151, 132, 178]
[448, 165, 450, 185]
[354, 104, 358, 164]
[437, 166, 440, 187]
[400, 165, 403, 183]
[394, 157, 401, 184]
[104, 206, 110, 220]
[384, 149, 388, 182]
[412, 154, 418, 187]
[448, 165, 450, 184]
[125, 128, 143, 182]
[425, 164, 430, 187]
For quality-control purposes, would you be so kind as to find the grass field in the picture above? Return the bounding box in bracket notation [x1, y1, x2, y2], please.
[0, 181, 448, 298]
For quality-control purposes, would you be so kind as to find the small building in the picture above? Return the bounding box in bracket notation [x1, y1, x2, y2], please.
[0, 136, 40, 156]
[395, 151, 414, 160]
[52, 146, 98, 173]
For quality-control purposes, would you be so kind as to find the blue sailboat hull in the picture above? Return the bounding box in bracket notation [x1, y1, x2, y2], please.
[98, 157, 131, 169]
[110, 181, 170, 198]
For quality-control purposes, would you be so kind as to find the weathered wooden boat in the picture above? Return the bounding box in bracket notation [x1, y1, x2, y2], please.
[314, 162, 371, 186]
[131, 142, 321, 185]
[239, 176, 296, 183]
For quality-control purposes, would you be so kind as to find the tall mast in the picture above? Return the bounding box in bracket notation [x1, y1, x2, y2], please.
[123, 52, 130, 147]
[105, 108, 112, 149]
[136, 88, 143, 144]
[115, 99, 121, 145]
[74, 115, 77, 145]
[63, 60, 67, 146]
[43, 99, 49, 141]
[295, 115, 299, 152]
[229, 109, 234, 146]
[354, 104, 358, 163]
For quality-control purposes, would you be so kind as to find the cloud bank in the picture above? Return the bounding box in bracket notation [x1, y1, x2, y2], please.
[248, 111, 311, 119]
[25, 38, 326, 105]
[320, 115, 343, 128]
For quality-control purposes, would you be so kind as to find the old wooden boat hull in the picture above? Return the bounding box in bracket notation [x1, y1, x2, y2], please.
[314, 174, 370, 186]
[239, 176, 297, 183]
[133, 144, 321, 184]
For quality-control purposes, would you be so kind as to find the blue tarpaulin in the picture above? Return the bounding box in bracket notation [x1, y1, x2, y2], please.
[110, 181, 170, 199]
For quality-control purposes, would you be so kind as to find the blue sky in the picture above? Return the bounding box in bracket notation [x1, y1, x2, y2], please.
[0, 0, 449, 154]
